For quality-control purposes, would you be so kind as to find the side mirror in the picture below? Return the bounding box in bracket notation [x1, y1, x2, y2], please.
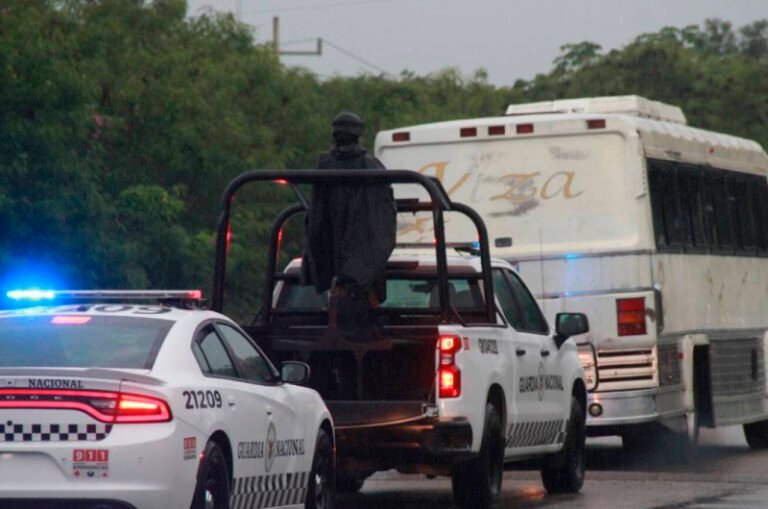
[554, 312, 590, 347]
[280, 361, 311, 385]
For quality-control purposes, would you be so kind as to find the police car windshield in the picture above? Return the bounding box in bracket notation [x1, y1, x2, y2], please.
[0, 315, 172, 369]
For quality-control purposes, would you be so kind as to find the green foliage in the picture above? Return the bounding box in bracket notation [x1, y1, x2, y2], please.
[0, 3, 766, 321]
[509, 20, 768, 149]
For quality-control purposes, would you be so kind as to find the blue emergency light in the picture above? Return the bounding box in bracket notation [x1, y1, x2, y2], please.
[6, 289, 56, 301]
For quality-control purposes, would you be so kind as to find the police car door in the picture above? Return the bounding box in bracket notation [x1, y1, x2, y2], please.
[214, 323, 309, 507]
[492, 269, 546, 452]
[502, 270, 567, 430]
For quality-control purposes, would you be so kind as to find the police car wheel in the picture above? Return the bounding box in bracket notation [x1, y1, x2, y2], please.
[307, 428, 335, 509]
[192, 441, 230, 509]
[451, 402, 503, 509]
[541, 397, 585, 494]
[744, 419, 768, 450]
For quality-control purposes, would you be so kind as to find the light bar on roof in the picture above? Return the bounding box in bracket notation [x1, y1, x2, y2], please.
[6, 289, 56, 301]
[6, 289, 203, 301]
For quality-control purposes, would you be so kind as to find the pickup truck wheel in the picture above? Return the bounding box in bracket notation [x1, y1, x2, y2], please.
[451, 402, 503, 509]
[191, 440, 230, 509]
[335, 474, 364, 493]
[744, 419, 768, 449]
[306, 428, 335, 509]
[541, 397, 585, 494]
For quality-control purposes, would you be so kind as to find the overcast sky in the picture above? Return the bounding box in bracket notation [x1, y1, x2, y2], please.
[186, 0, 768, 86]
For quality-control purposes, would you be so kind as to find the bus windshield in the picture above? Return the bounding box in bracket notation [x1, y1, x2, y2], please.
[380, 132, 639, 256]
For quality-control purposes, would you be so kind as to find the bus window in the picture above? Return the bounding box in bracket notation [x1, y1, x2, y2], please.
[712, 173, 733, 250]
[754, 181, 768, 251]
[733, 177, 756, 251]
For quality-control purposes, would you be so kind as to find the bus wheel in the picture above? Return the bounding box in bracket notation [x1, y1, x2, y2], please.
[744, 420, 768, 450]
[541, 397, 586, 494]
[687, 410, 700, 447]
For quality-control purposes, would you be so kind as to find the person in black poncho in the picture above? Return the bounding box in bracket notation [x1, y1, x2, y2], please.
[302, 112, 396, 340]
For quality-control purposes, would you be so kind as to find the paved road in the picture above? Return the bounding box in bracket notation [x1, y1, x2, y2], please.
[337, 427, 768, 509]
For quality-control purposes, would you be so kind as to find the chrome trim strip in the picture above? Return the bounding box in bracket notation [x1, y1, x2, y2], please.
[501, 249, 654, 263]
[536, 287, 655, 300]
[659, 327, 768, 340]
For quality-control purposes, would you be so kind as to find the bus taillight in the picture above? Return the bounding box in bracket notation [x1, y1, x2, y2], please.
[617, 297, 647, 336]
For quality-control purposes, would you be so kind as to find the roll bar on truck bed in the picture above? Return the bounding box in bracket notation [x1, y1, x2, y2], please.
[210, 169, 496, 324]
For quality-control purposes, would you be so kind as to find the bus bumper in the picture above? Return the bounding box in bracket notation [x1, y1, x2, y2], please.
[585, 385, 686, 435]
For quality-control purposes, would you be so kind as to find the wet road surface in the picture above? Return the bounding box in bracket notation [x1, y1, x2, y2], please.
[337, 427, 768, 509]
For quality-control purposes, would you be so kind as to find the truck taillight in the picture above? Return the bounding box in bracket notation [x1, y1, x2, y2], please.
[439, 365, 461, 398]
[438, 335, 462, 398]
[617, 297, 647, 336]
[439, 335, 461, 352]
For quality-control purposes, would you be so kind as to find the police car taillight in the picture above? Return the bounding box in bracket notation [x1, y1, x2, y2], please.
[0, 389, 172, 424]
[438, 335, 462, 398]
[114, 393, 172, 423]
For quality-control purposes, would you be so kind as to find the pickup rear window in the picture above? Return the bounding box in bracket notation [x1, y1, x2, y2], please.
[0, 315, 173, 369]
[277, 277, 486, 310]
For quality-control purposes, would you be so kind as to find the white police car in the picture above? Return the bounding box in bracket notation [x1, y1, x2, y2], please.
[0, 290, 334, 509]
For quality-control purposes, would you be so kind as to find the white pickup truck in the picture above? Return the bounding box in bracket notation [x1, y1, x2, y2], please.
[211, 169, 590, 509]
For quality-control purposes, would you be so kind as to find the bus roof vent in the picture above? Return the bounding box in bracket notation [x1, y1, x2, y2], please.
[505, 95, 687, 125]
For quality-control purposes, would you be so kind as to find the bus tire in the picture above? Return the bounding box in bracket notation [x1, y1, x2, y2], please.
[451, 402, 503, 509]
[744, 420, 768, 450]
[541, 397, 586, 494]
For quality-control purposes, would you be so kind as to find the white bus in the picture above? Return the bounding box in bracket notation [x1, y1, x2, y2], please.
[374, 95, 768, 451]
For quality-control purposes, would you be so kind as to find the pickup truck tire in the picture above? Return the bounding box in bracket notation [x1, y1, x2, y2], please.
[335, 475, 364, 493]
[541, 397, 585, 494]
[451, 402, 503, 509]
[744, 419, 768, 449]
[306, 428, 335, 509]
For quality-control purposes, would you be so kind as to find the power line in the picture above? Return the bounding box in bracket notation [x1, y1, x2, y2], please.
[322, 39, 391, 76]
[242, 0, 392, 15]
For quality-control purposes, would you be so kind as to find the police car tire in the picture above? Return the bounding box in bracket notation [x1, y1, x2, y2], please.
[451, 402, 503, 509]
[192, 440, 230, 509]
[744, 420, 768, 450]
[541, 397, 585, 494]
[306, 428, 335, 509]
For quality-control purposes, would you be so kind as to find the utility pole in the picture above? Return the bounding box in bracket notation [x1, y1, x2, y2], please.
[272, 17, 323, 57]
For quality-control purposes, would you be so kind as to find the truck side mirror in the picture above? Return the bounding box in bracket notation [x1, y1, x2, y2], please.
[280, 361, 311, 385]
[554, 312, 590, 347]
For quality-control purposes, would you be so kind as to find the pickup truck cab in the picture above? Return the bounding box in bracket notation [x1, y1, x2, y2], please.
[210, 169, 589, 508]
